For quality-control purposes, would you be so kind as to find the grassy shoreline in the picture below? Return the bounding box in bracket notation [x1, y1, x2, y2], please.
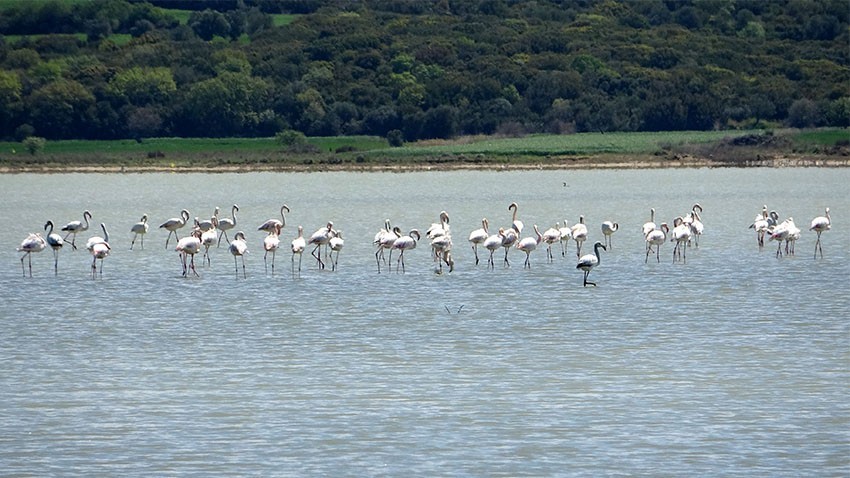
[1, 129, 847, 173]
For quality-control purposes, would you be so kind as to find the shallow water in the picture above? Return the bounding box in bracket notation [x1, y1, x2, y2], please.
[1, 168, 848, 476]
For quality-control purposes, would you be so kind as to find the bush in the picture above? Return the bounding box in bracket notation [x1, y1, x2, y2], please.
[22, 136, 46, 155]
[387, 129, 404, 147]
[275, 129, 307, 146]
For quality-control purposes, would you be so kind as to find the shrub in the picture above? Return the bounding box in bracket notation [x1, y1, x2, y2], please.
[22, 136, 46, 155]
[387, 129, 404, 147]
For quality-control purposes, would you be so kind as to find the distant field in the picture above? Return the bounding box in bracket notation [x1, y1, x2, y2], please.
[388, 130, 760, 156]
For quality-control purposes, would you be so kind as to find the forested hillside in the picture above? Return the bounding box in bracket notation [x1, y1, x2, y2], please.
[0, 0, 847, 142]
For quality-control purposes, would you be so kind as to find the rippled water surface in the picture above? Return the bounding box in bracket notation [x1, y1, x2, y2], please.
[1, 169, 848, 476]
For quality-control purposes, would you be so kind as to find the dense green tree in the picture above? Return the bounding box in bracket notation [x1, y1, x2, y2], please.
[26, 79, 95, 138]
[106, 67, 177, 105]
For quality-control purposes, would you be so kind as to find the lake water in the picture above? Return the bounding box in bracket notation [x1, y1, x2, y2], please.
[1, 168, 848, 476]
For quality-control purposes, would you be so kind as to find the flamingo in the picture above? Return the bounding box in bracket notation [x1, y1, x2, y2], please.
[374, 219, 397, 273]
[749, 205, 770, 249]
[644, 223, 669, 263]
[785, 218, 801, 256]
[228, 231, 249, 278]
[671, 216, 691, 263]
[570, 215, 588, 258]
[86, 223, 111, 278]
[290, 225, 306, 275]
[392, 229, 420, 273]
[685, 204, 704, 247]
[516, 224, 543, 268]
[577, 241, 606, 287]
[61, 210, 92, 250]
[160, 209, 190, 249]
[508, 202, 524, 235]
[430, 229, 453, 273]
[217, 204, 239, 246]
[197, 207, 218, 232]
[767, 219, 790, 258]
[426, 211, 450, 240]
[175, 229, 202, 277]
[500, 226, 519, 267]
[642, 208, 657, 237]
[44, 220, 63, 275]
[483, 227, 506, 270]
[200, 219, 217, 267]
[17, 232, 46, 277]
[559, 220, 571, 257]
[329, 231, 344, 271]
[130, 214, 149, 250]
[308, 221, 335, 270]
[258, 205, 289, 234]
[541, 222, 561, 262]
[468, 218, 489, 266]
[601, 220, 619, 249]
[263, 223, 281, 274]
[810, 207, 830, 259]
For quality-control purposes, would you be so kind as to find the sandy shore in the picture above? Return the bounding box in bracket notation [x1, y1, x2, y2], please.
[1, 152, 847, 173]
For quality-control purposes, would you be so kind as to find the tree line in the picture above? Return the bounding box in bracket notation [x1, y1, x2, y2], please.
[0, 0, 847, 144]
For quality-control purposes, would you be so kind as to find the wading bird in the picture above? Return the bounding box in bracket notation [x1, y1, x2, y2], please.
[263, 223, 281, 274]
[516, 224, 543, 268]
[86, 223, 111, 279]
[175, 229, 202, 277]
[308, 221, 335, 270]
[61, 210, 92, 250]
[217, 204, 239, 246]
[601, 220, 619, 249]
[258, 205, 290, 234]
[810, 207, 831, 259]
[44, 220, 64, 275]
[160, 209, 190, 249]
[577, 241, 606, 287]
[329, 231, 344, 271]
[392, 229, 420, 273]
[130, 214, 149, 250]
[229, 231, 249, 278]
[644, 223, 669, 263]
[290, 225, 306, 275]
[468, 218, 489, 266]
[570, 215, 588, 259]
[17, 232, 46, 277]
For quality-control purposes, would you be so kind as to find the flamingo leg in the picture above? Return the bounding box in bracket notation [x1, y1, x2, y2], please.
[472, 245, 479, 265]
[376, 248, 383, 272]
[190, 254, 198, 277]
[311, 244, 324, 269]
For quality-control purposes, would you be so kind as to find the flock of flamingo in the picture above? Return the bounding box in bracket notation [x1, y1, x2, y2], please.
[16, 202, 832, 285]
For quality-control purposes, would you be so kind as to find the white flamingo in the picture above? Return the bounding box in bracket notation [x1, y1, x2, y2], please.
[197, 207, 218, 232]
[217, 204, 239, 246]
[541, 222, 561, 262]
[577, 241, 606, 287]
[671, 216, 691, 263]
[468, 218, 489, 266]
[508, 202, 524, 235]
[308, 221, 335, 270]
[516, 224, 543, 268]
[749, 205, 770, 249]
[258, 205, 290, 234]
[130, 214, 149, 250]
[559, 220, 571, 257]
[392, 229, 420, 273]
[500, 225, 519, 267]
[601, 220, 619, 249]
[17, 232, 46, 277]
[426, 211, 450, 240]
[61, 210, 92, 250]
[229, 231, 249, 278]
[86, 223, 111, 279]
[570, 215, 588, 259]
[263, 223, 281, 274]
[159, 209, 190, 249]
[329, 231, 344, 271]
[290, 225, 306, 275]
[686, 204, 704, 247]
[430, 230, 453, 274]
[374, 219, 397, 273]
[785, 218, 801, 256]
[810, 207, 830, 259]
[483, 227, 506, 270]
[644, 223, 669, 263]
[44, 220, 64, 275]
[642, 208, 657, 237]
[201, 221, 217, 267]
[175, 229, 202, 277]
